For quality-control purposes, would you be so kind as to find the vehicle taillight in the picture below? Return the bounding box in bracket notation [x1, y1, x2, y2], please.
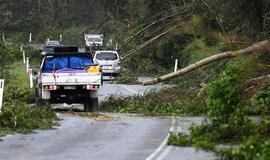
[87, 84, 100, 90]
[43, 85, 57, 91]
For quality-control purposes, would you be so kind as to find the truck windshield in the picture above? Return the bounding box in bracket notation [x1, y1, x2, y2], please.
[87, 37, 102, 42]
[44, 46, 54, 53]
[46, 41, 60, 46]
[96, 52, 118, 60]
[43, 55, 93, 73]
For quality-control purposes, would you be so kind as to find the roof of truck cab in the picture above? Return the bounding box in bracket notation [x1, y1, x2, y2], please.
[95, 50, 118, 53]
[46, 52, 92, 56]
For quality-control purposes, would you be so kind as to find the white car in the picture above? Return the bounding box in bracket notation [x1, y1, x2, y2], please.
[93, 51, 121, 77]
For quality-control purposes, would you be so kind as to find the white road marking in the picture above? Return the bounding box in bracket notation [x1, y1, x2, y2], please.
[145, 134, 170, 160]
[156, 146, 174, 160]
[145, 117, 176, 160]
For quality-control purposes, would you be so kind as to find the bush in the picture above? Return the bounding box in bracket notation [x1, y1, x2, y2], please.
[251, 87, 270, 113]
[0, 104, 56, 134]
[220, 135, 270, 160]
[206, 65, 244, 125]
[101, 88, 188, 116]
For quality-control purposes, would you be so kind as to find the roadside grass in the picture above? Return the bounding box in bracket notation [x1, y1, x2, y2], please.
[0, 61, 57, 137]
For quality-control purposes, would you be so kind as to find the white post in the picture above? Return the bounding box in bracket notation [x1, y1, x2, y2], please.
[29, 69, 33, 88]
[23, 50, 26, 64]
[29, 33, 32, 42]
[2, 35, 5, 42]
[174, 59, 178, 72]
[20, 46, 23, 52]
[0, 80, 4, 112]
[26, 57, 29, 73]
[115, 43, 118, 50]
[59, 34, 62, 42]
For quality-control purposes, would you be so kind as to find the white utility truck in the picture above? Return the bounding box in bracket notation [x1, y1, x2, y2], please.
[36, 46, 102, 112]
[84, 34, 103, 51]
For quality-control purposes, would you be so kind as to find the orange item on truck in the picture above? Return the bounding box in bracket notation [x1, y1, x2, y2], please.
[87, 66, 100, 73]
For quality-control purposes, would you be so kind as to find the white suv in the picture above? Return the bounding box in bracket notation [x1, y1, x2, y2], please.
[93, 51, 121, 77]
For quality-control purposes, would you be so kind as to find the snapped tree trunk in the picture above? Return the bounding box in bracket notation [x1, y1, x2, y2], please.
[143, 40, 270, 85]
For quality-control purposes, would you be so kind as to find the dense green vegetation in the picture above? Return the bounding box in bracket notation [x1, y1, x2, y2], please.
[0, 44, 56, 137]
[0, 0, 270, 159]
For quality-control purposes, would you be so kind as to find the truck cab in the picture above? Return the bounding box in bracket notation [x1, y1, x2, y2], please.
[36, 46, 102, 112]
[85, 34, 103, 51]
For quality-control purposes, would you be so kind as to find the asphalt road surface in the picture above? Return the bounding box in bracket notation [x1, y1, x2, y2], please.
[0, 83, 217, 160]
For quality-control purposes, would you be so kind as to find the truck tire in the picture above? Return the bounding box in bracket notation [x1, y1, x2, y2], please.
[84, 98, 99, 112]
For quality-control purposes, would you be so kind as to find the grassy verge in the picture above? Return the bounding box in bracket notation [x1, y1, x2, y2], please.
[0, 60, 57, 137]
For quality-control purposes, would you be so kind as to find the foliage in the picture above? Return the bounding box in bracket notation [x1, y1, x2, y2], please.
[101, 86, 207, 116]
[0, 104, 56, 135]
[0, 46, 57, 136]
[182, 38, 222, 63]
[251, 87, 270, 113]
[168, 62, 270, 159]
[206, 65, 244, 125]
[219, 135, 270, 160]
[168, 133, 191, 146]
[0, 43, 21, 78]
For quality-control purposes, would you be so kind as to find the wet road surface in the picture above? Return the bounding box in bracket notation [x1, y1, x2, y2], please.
[0, 114, 171, 160]
[0, 83, 217, 160]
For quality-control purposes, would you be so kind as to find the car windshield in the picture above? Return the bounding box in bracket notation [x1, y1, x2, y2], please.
[96, 52, 118, 60]
[87, 37, 102, 42]
[43, 55, 93, 73]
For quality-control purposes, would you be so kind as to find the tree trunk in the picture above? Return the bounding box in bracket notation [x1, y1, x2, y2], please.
[143, 40, 270, 85]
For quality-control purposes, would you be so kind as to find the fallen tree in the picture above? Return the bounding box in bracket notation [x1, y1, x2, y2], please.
[123, 20, 190, 58]
[119, 10, 190, 50]
[143, 40, 270, 85]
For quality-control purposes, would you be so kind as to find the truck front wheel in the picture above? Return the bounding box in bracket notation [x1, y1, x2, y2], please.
[84, 98, 99, 112]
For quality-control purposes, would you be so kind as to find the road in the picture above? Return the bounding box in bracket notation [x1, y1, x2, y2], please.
[0, 83, 217, 160]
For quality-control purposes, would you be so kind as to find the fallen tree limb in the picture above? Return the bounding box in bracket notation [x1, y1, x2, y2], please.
[143, 40, 270, 85]
[245, 74, 270, 85]
[123, 20, 190, 58]
[119, 10, 190, 50]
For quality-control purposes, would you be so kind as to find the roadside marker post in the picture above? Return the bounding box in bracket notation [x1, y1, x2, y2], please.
[174, 59, 178, 72]
[29, 69, 33, 88]
[60, 34, 63, 42]
[20, 46, 23, 52]
[2, 35, 5, 42]
[29, 33, 32, 42]
[23, 50, 26, 64]
[115, 43, 118, 50]
[26, 57, 29, 73]
[0, 80, 4, 112]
